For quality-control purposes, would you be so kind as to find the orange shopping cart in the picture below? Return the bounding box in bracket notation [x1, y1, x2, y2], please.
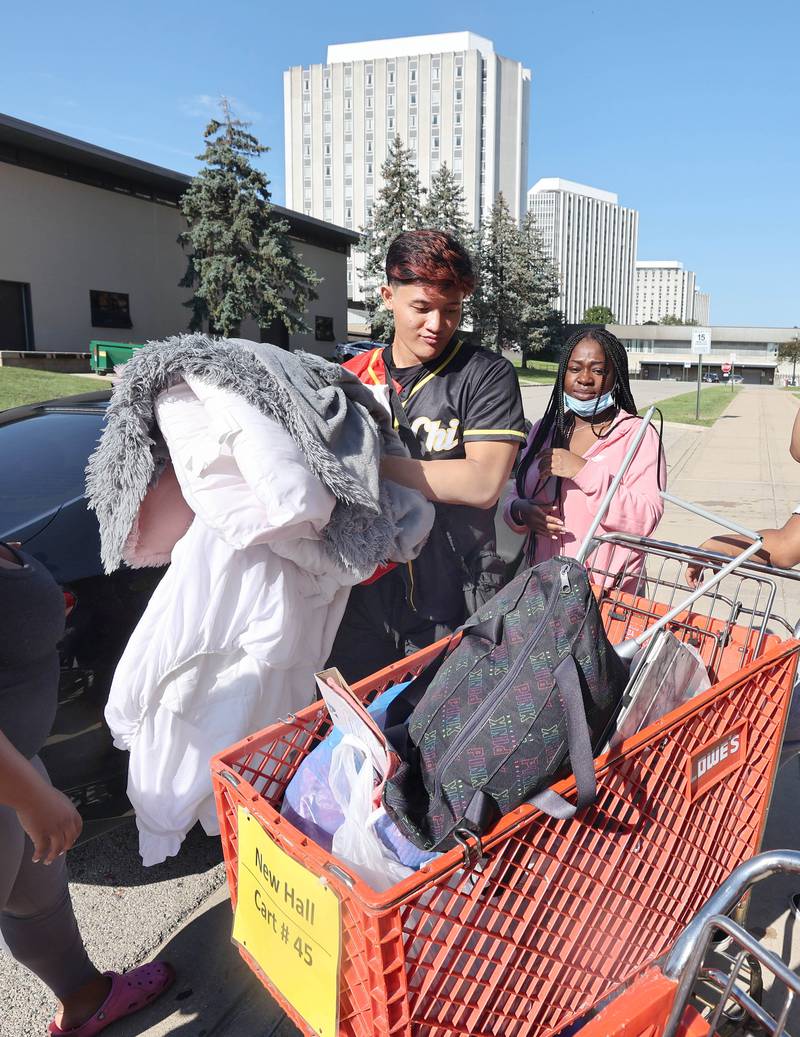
[570, 848, 800, 1037]
[211, 532, 800, 1037]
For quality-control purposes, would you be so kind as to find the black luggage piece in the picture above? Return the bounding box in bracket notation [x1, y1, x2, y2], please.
[382, 556, 629, 852]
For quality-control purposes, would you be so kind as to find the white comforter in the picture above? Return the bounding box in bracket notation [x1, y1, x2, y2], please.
[106, 374, 429, 865]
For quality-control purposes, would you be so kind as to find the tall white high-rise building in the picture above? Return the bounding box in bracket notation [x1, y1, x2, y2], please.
[526, 178, 639, 324]
[693, 289, 711, 325]
[284, 32, 531, 299]
[634, 261, 698, 324]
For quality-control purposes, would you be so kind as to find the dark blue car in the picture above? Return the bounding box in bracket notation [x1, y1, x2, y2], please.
[0, 390, 162, 836]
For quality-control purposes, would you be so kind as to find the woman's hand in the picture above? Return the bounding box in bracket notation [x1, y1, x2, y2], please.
[537, 448, 586, 481]
[16, 783, 83, 865]
[513, 501, 565, 539]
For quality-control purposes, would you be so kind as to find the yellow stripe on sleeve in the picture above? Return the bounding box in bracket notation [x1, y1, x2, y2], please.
[463, 428, 528, 439]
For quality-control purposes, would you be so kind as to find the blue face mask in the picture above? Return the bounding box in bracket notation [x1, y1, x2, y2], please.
[563, 389, 616, 418]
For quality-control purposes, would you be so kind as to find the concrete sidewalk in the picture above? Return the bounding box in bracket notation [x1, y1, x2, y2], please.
[658, 387, 800, 624]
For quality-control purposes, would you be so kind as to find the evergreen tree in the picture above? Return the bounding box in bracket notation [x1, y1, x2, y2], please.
[422, 163, 479, 331]
[357, 136, 424, 342]
[179, 102, 318, 339]
[517, 211, 562, 367]
[422, 162, 472, 243]
[471, 194, 523, 353]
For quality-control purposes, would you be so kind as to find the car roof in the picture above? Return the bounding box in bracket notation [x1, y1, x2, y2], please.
[0, 390, 111, 428]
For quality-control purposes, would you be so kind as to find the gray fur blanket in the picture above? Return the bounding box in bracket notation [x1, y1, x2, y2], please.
[86, 334, 432, 577]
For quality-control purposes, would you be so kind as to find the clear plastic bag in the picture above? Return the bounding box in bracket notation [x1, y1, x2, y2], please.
[329, 735, 414, 892]
[281, 682, 438, 880]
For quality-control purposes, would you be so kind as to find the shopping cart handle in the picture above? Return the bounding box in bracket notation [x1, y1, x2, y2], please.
[613, 534, 765, 662]
[664, 849, 800, 980]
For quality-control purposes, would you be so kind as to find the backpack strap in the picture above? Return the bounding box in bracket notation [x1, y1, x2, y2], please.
[527, 653, 597, 819]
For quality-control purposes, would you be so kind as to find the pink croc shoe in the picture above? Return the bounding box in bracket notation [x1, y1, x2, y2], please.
[48, 962, 175, 1036]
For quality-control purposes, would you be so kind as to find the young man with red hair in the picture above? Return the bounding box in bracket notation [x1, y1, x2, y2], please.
[329, 229, 526, 682]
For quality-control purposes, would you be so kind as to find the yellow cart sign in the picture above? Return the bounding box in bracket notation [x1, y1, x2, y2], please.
[232, 807, 341, 1037]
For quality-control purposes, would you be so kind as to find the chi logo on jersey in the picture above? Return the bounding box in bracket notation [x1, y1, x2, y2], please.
[411, 416, 461, 453]
[688, 723, 746, 800]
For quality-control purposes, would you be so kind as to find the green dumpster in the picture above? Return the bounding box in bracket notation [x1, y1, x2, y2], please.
[90, 340, 145, 374]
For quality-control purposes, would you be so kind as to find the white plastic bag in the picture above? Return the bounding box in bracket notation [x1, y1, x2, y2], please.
[329, 735, 413, 892]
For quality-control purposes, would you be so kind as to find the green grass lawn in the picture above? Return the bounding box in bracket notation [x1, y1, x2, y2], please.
[639, 385, 742, 427]
[509, 356, 559, 385]
[0, 367, 104, 411]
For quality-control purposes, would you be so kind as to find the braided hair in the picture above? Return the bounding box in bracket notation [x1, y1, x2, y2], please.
[515, 328, 639, 498]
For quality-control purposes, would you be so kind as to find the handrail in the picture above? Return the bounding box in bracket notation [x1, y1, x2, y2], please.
[590, 531, 800, 587]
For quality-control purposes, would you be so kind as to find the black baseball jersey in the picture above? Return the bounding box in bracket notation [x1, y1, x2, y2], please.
[367, 337, 526, 619]
[379, 338, 527, 461]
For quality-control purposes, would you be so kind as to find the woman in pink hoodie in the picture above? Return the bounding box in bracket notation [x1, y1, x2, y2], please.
[504, 329, 666, 590]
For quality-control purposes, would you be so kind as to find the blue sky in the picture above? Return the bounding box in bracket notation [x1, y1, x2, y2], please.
[2, 0, 798, 326]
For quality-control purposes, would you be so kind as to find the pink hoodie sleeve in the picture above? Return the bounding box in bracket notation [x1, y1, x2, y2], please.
[570, 421, 666, 536]
[502, 420, 541, 533]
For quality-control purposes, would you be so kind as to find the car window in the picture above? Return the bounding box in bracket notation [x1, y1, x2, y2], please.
[0, 411, 106, 534]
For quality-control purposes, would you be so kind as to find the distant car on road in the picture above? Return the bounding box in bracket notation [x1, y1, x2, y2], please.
[0, 391, 162, 837]
[724, 374, 745, 384]
[334, 340, 373, 363]
[702, 373, 720, 383]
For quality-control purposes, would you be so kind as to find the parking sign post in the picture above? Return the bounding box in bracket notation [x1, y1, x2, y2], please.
[691, 328, 712, 419]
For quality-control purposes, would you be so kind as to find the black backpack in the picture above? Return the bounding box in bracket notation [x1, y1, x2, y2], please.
[382, 556, 629, 852]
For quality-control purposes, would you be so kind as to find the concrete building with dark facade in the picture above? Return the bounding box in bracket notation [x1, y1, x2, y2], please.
[0, 113, 357, 358]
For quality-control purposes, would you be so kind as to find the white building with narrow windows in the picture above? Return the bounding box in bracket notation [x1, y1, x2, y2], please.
[693, 289, 711, 325]
[634, 261, 702, 324]
[284, 32, 531, 300]
[526, 178, 639, 325]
